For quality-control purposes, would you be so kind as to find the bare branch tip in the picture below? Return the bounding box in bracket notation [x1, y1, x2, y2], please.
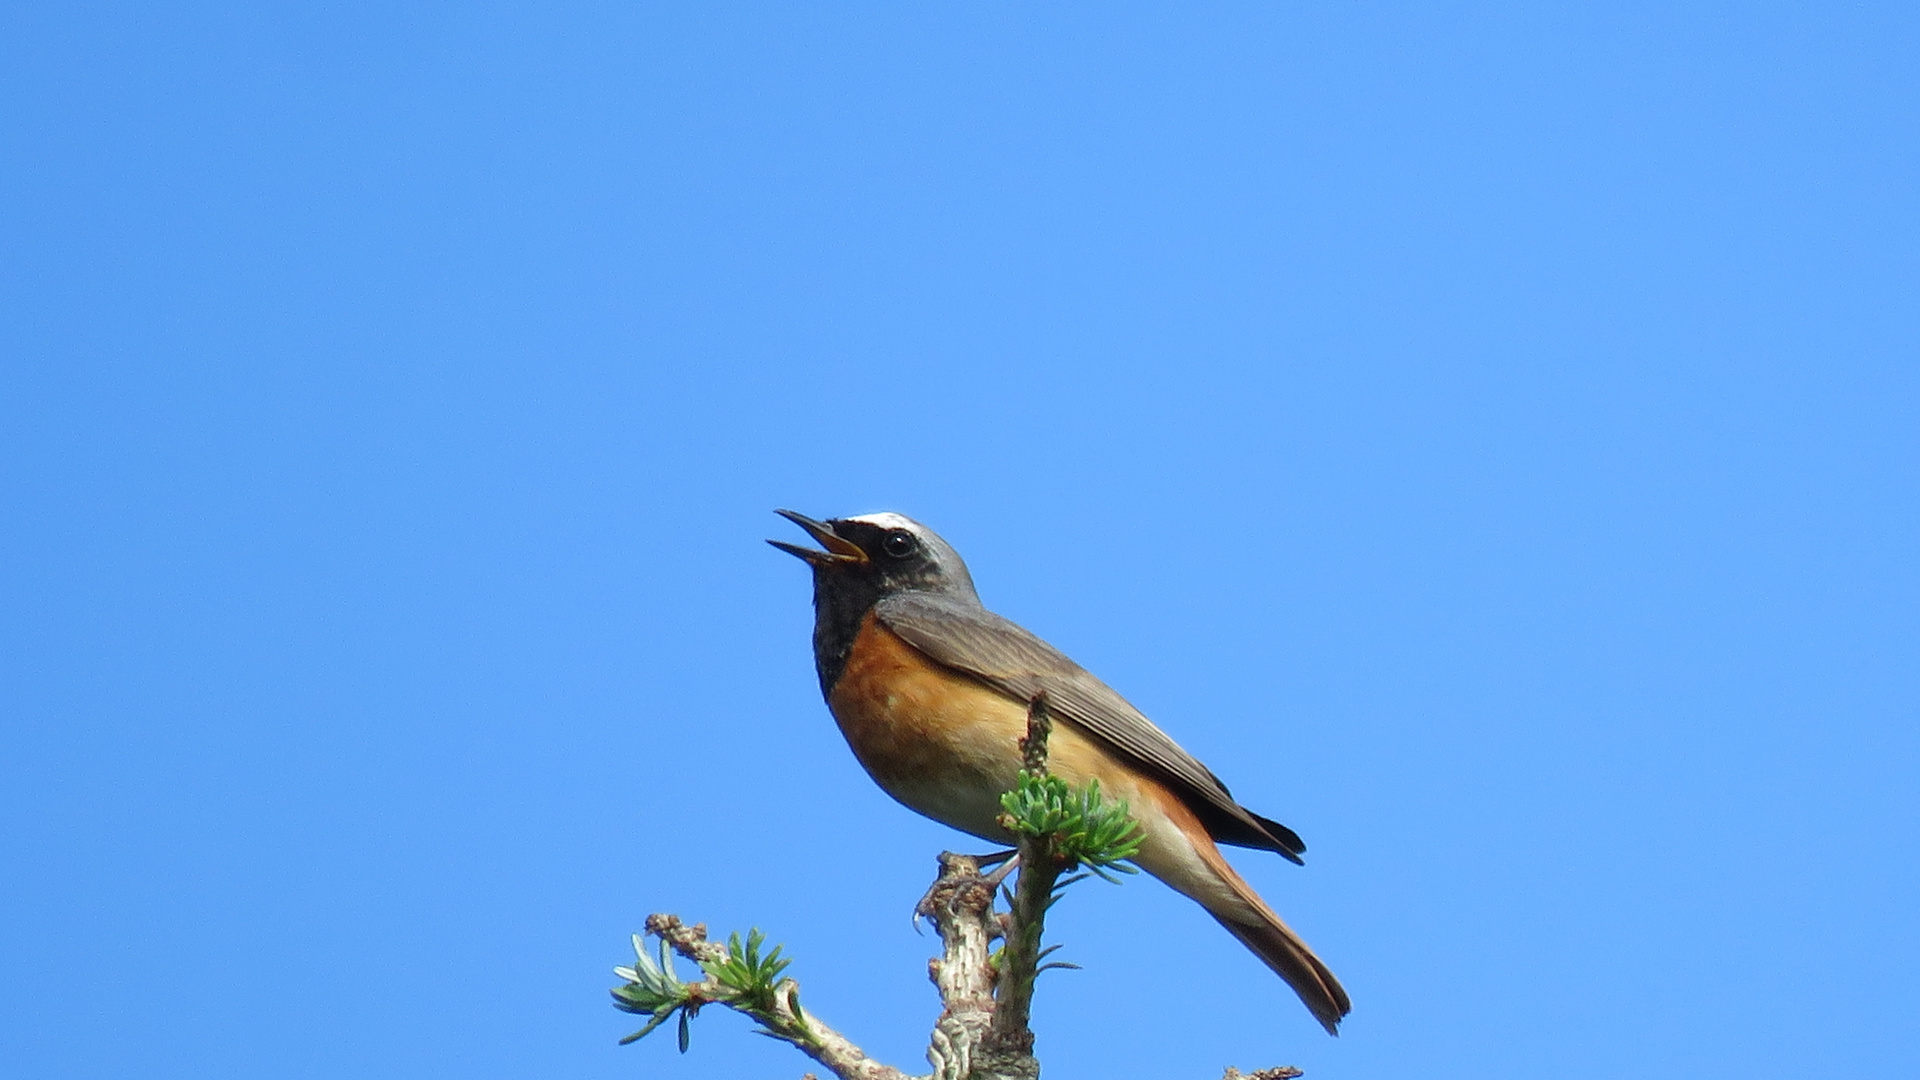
[1019, 693, 1054, 775]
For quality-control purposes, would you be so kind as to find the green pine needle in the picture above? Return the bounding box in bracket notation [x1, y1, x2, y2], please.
[611, 933, 693, 1046]
[998, 774, 1144, 870]
[616, 924, 814, 1053]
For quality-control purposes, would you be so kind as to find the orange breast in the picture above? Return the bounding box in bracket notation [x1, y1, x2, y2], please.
[826, 612, 1032, 837]
[825, 611, 1186, 849]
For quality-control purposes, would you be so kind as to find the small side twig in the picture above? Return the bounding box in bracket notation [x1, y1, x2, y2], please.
[615, 915, 907, 1080]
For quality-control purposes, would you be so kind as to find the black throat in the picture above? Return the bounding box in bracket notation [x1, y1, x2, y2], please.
[808, 570, 886, 697]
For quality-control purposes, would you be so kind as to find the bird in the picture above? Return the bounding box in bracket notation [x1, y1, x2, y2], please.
[769, 509, 1350, 1034]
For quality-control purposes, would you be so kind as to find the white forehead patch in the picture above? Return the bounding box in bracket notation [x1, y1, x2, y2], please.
[843, 512, 924, 533]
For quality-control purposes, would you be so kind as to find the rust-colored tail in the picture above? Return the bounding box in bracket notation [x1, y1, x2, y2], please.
[1113, 772, 1352, 1033]
[1188, 832, 1351, 1034]
[1205, 885, 1350, 1033]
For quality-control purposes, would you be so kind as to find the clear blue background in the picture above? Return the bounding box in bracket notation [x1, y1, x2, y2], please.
[3, 4, 1915, 1078]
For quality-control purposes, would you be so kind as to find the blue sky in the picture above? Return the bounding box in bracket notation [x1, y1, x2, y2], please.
[3, 3, 1915, 1078]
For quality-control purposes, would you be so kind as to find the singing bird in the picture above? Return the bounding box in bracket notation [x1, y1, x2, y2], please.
[770, 510, 1350, 1033]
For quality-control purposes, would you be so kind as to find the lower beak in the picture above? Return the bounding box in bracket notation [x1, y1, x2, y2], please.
[769, 509, 868, 566]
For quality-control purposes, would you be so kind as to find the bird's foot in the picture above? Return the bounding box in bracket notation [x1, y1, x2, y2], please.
[914, 851, 1009, 931]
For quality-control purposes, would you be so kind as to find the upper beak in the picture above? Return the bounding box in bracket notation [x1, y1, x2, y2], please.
[769, 509, 869, 566]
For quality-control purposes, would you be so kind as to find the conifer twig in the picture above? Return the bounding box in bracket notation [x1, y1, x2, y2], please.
[981, 694, 1062, 1072]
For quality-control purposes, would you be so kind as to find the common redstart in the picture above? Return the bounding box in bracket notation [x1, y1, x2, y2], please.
[771, 510, 1350, 1033]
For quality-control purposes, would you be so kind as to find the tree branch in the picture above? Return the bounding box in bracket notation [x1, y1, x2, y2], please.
[631, 914, 910, 1080]
[980, 694, 1061, 1075]
[913, 852, 1000, 1080]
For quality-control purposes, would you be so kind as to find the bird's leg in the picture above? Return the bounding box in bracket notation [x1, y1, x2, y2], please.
[912, 850, 1017, 929]
[981, 852, 1022, 889]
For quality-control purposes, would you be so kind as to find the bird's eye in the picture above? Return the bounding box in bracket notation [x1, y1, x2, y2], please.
[882, 530, 917, 558]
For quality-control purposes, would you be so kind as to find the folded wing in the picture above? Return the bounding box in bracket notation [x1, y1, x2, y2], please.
[875, 591, 1307, 862]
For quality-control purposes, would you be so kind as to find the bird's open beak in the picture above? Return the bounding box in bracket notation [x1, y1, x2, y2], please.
[769, 509, 869, 566]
